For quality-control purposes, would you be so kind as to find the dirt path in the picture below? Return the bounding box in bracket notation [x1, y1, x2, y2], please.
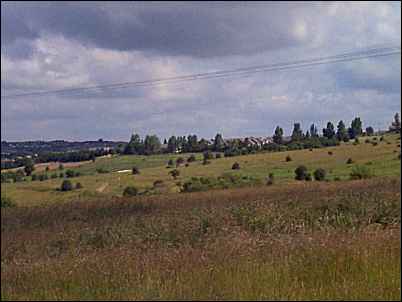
[96, 183, 109, 193]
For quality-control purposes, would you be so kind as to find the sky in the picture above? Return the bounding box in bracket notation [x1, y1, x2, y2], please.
[1, 1, 401, 141]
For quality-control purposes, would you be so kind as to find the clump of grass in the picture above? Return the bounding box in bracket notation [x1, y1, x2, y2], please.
[123, 186, 138, 196]
[346, 158, 354, 164]
[285, 155, 292, 162]
[350, 165, 374, 180]
[1, 196, 16, 208]
[266, 173, 274, 186]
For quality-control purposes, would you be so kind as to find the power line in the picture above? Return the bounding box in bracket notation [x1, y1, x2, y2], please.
[2, 45, 400, 99]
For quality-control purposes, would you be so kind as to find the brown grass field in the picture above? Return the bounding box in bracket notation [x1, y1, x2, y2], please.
[1, 177, 400, 300]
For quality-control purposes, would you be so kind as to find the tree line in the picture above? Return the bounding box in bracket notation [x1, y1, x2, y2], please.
[123, 116, 379, 156]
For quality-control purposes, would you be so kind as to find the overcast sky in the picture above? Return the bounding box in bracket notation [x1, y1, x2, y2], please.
[1, 1, 401, 141]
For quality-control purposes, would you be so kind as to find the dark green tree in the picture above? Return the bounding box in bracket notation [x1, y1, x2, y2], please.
[213, 133, 225, 151]
[144, 135, 161, 155]
[348, 117, 363, 139]
[336, 120, 349, 142]
[323, 122, 335, 139]
[23, 158, 35, 176]
[365, 126, 374, 136]
[291, 123, 304, 141]
[273, 126, 284, 144]
[310, 124, 319, 137]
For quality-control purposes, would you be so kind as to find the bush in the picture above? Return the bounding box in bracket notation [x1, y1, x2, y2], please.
[371, 141, 378, 146]
[355, 138, 360, 144]
[187, 155, 196, 162]
[215, 153, 222, 159]
[123, 186, 138, 197]
[202, 159, 211, 165]
[350, 165, 373, 180]
[176, 157, 185, 166]
[380, 136, 384, 141]
[1, 196, 16, 208]
[346, 158, 354, 164]
[305, 173, 312, 181]
[203, 151, 214, 160]
[313, 168, 326, 181]
[61, 180, 73, 191]
[232, 162, 240, 170]
[96, 168, 109, 174]
[285, 155, 292, 162]
[153, 180, 164, 187]
[59, 173, 65, 178]
[66, 169, 76, 178]
[51, 173, 58, 179]
[31, 174, 38, 181]
[167, 159, 174, 167]
[169, 169, 180, 179]
[132, 166, 140, 175]
[76, 182, 83, 189]
[295, 165, 308, 181]
[334, 177, 341, 181]
[59, 164, 64, 170]
[328, 151, 333, 155]
[365, 139, 371, 144]
[266, 173, 274, 186]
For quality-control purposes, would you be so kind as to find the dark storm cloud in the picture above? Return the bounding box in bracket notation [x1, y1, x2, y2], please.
[1, 1, 312, 58]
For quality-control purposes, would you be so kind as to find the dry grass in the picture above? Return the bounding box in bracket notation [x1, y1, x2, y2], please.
[2, 177, 400, 300]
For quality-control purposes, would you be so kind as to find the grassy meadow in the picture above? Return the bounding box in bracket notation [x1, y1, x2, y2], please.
[1, 133, 401, 300]
[1, 133, 401, 206]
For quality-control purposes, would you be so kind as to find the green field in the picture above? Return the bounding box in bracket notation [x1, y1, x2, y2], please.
[1, 133, 401, 300]
[2, 134, 400, 207]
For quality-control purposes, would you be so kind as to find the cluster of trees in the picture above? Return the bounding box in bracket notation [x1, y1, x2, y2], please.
[122, 117, 374, 157]
[36, 148, 112, 163]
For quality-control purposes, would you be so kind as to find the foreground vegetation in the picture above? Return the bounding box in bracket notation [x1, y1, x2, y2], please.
[1, 178, 400, 300]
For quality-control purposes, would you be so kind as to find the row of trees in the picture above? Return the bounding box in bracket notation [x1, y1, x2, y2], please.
[122, 116, 377, 156]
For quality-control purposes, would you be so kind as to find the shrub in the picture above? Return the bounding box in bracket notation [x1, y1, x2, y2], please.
[215, 153, 222, 159]
[202, 159, 210, 165]
[45, 166, 50, 172]
[66, 169, 76, 178]
[132, 166, 140, 175]
[31, 174, 38, 181]
[266, 173, 274, 186]
[61, 180, 73, 191]
[96, 168, 109, 174]
[203, 151, 214, 160]
[76, 182, 83, 189]
[371, 141, 378, 146]
[1, 196, 16, 208]
[59, 164, 64, 170]
[51, 173, 58, 179]
[346, 158, 354, 164]
[354, 138, 360, 144]
[305, 173, 312, 181]
[123, 186, 138, 196]
[232, 162, 240, 170]
[380, 136, 384, 141]
[153, 180, 164, 187]
[313, 168, 326, 181]
[187, 155, 196, 162]
[295, 165, 308, 181]
[59, 173, 65, 178]
[365, 139, 371, 144]
[328, 151, 333, 155]
[285, 155, 292, 162]
[372, 137, 377, 141]
[176, 157, 185, 166]
[169, 169, 180, 179]
[334, 177, 341, 181]
[38, 174, 47, 181]
[350, 165, 373, 180]
[185, 163, 189, 167]
[167, 159, 174, 167]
